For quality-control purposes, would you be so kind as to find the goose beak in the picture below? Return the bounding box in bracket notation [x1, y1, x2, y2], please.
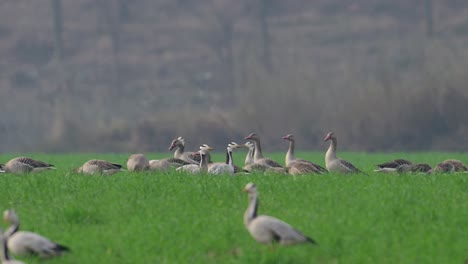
[281, 135, 288, 140]
[168, 143, 175, 150]
[207, 146, 214, 151]
[324, 135, 331, 141]
[244, 136, 252, 140]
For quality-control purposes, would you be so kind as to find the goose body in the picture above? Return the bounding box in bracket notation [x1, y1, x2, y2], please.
[1, 157, 54, 174]
[207, 143, 235, 175]
[282, 134, 327, 174]
[244, 133, 283, 168]
[3, 210, 69, 259]
[127, 154, 150, 172]
[176, 145, 212, 174]
[0, 228, 24, 264]
[77, 159, 123, 175]
[374, 159, 412, 173]
[149, 158, 190, 171]
[442, 159, 467, 172]
[398, 163, 432, 173]
[243, 183, 316, 245]
[430, 162, 455, 174]
[324, 132, 363, 174]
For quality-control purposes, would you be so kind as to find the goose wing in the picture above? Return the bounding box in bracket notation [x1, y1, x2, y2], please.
[88, 160, 122, 170]
[288, 162, 322, 175]
[376, 159, 412, 169]
[339, 159, 363, 173]
[254, 215, 316, 245]
[13, 157, 54, 168]
[8, 231, 69, 258]
[263, 159, 283, 168]
[295, 159, 327, 173]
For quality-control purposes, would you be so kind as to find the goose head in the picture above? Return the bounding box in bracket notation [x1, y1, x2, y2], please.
[244, 142, 255, 150]
[243, 182, 257, 194]
[324, 132, 335, 141]
[199, 144, 213, 155]
[227, 143, 236, 152]
[282, 134, 295, 141]
[3, 209, 18, 224]
[169, 137, 185, 150]
[244, 133, 259, 141]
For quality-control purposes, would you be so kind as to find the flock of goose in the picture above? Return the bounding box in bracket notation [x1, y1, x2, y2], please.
[1, 131, 467, 263]
[0, 132, 467, 176]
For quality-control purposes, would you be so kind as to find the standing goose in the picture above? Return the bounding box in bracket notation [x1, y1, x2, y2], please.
[282, 134, 327, 173]
[176, 144, 212, 174]
[244, 133, 283, 168]
[169, 137, 212, 165]
[207, 143, 235, 175]
[242, 183, 317, 245]
[374, 159, 412, 173]
[0, 228, 25, 264]
[3, 209, 69, 259]
[126, 154, 150, 172]
[324, 132, 363, 174]
[77, 159, 124, 175]
[1, 157, 54, 174]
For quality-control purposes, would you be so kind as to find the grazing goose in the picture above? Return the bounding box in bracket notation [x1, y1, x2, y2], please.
[0, 228, 25, 264]
[374, 159, 412, 173]
[397, 163, 432, 174]
[149, 158, 190, 171]
[207, 144, 235, 175]
[442, 159, 467, 172]
[77, 159, 124, 175]
[126, 154, 150, 172]
[242, 183, 317, 245]
[3, 210, 69, 259]
[244, 133, 283, 168]
[324, 132, 363, 174]
[1, 157, 54, 174]
[169, 137, 212, 165]
[429, 162, 455, 174]
[287, 162, 324, 176]
[176, 144, 212, 174]
[282, 134, 327, 174]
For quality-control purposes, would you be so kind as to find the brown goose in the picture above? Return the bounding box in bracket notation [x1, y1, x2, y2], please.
[243, 183, 317, 245]
[282, 134, 326, 174]
[77, 159, 123, 175]
[244, 133, 283, 168]
[429, 162, 455, 174]
[169, 137, 211, 165]
[176, 144, 212, 174]
[442, 159, 467, 172]
[1, 157, 54, 174]
[374, 159, 412, 173]
[149, 158, 190, 171]
[287, 162, 324, 176]
[397, 163, 432, 173]
[126, 154, 150, 172]
[324, 132, 363, 174]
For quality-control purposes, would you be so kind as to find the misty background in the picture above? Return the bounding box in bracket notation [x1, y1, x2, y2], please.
[1, 0, 468, 153]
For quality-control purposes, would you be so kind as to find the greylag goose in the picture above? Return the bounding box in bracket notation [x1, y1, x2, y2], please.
[287, 162, 324, 176]
[1, 157, 54, 174]
[176, 144, 212, 174]
[126, 154, 150, 172]
[429, 162, 455, 174]
[442, 159, 467, 172]
[207, 143, 235, 175]
[77, 159, 123, 175]
[324, 132, 363, 174]
[282, 134, 327, 174]
[374, 159, 412, 173]
[3, 210, 69, 259]
[243, 183, 317, 245]
[397, 163, 432, 174]
[229, 142, 269, 173]
[0, 228, 24, 264]
[149, 158, 190, 171]
[244, 133, 282, 168]
[169, 137, 212, 165]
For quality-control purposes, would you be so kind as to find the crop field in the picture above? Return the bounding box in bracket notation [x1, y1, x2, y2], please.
[0, 152, 467, 264]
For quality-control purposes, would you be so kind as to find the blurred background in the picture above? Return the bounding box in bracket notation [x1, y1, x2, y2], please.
[1, 0, 468, 153]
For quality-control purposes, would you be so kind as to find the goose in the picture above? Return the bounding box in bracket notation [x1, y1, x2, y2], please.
[324, 132, 363, 174]
[287, 162, 324, 176]
[0, 228, 24, 264]
[282, 134, 327, 174]
[397, 163, 432, 174]
[244, 133, 283, 168]
[169, 137, 212, 165]
[244, 142, 255, 165]
[149, 158, 190, 171]
[126, 154, 150, 172]
[231, 142, 272, 173]
[207, 143, 235, 175]
[242, 183, 317, 245]
[176, 144, 212, 174]
[1, 157, 54, 174]
[374, 159, 412, 173]
[442, 159, 467, 172]
[77, 159, 124, 175]
[429, 162, 455, 174]
[3, 209, 69, 259]
[218, 142, 247, 173]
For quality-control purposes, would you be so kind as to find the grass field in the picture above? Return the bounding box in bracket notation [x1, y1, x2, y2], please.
[0, 152, 467, 264]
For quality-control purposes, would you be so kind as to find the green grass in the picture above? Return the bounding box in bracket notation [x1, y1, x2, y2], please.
[0, 152, 467, 264]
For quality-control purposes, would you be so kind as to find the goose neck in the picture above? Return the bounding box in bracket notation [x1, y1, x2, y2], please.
[244, 192, 258, 228]
[253, 140, 264, 161]
[245, 148, 254, 165]
[199, 152, 208, 172]
[326, 138, 338, 160]
[174, 144, 184, 159]
[285, 140, 295, 166]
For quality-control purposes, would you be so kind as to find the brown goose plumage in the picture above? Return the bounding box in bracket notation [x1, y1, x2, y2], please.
[282, 134, 326, 174]
[127, 154, 150, 172]
[324, 132, 363, 174]
[374, 159, 412, 173]
[77, 159, 123, 175]
[1, 157, 54, 174]
[244, 133, 283, 168]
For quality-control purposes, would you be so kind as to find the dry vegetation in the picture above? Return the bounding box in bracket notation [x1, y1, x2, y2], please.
[1, 0, 468, 152]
